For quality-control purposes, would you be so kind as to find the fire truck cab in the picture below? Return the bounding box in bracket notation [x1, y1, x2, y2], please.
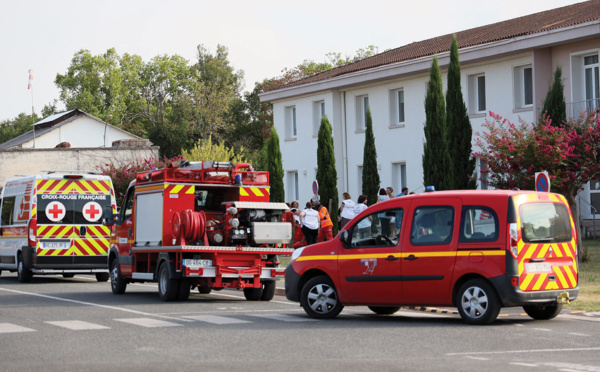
[105, 161, 293, 301]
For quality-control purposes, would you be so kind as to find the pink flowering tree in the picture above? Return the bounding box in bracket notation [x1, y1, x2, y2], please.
[474, 111, 600, 242]
[97, 156, 183, 205]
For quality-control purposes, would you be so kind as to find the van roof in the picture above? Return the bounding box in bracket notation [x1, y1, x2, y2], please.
[3, 173, 111, 184]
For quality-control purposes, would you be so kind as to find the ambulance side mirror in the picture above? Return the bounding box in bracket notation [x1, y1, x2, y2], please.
[103, 206, 118, 227]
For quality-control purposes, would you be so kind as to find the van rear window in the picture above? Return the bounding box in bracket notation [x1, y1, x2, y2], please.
[519, 203, 572, 243]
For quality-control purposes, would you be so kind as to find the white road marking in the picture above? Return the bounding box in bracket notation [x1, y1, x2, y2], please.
[447, 347, 600, 356]
[510, 362, 539, 367]
[0, 287, 193, 322]
[45, 320, 109, 330]
[558, 314, 600, 322]
[464, 356, 489, 361]
[115, 318, 182, 328]
[531, 328, 552, 332]
[249, 314, 318, 322]
[183, 315, 252, 324]
[0, 323, 36, 334]
[568, 333, 590, 337]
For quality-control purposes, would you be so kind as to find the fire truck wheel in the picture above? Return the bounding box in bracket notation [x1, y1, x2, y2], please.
[110, 259, 127, 295]
[523, 303, 563, 320]
[63, 274, 75, 278]
[198, 286, 212, 294]
[17, 253, 33, 283]
[158, 263, 178, 302]
[300, 275, 344, 319]
[456, 279, 500, 325]
[243, 287, 263, 301]
[368, 306, 401, 315]
[96, 273, 109, 282]
[260, 281, 276, 301]
[176, 280, 191, 301]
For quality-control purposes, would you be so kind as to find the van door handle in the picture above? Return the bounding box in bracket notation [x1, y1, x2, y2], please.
[80, 226, 87, 236]
[404, 255, 418, 261]
[530, 258, 546, 262]
[386, 255, 399, 261]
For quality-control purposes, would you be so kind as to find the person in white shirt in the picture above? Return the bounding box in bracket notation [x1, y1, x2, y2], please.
[353, 195, 371, 239]
[339, 192, 356, 230]
[297, 202, 320, 245]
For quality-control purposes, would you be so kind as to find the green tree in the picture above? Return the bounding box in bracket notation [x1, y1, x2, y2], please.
[423, 55, 453, 190]
[446, 36, 475, 189]
[0, 113, 38, 145]
[362, 108, 380, 206]
[541, 66, 567, 126]
[317, 115, 339, 236]
[183, 135, 247, 163]
[267, 127, 284, 203]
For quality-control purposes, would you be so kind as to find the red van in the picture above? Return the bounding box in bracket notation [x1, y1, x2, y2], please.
[285, 190, 579, 325]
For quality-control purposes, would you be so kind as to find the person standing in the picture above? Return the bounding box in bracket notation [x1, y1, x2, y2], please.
[298, 201, 319, 246]
[312, 196, 333, 242]
[377, 188, 391, 237]
[339, 192, 356, 230]
[353, 195, 370, 239]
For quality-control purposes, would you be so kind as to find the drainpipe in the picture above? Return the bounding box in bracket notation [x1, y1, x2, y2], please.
[342, 91, 349, 193]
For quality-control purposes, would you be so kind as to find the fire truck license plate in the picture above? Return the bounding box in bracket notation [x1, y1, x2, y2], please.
[525, 262, 551, 272]
[183, 259, 212, 267]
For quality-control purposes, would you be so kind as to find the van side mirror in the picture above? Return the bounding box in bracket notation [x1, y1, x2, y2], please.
[340, 230, 351, 247]
[103, 206, 118, 227]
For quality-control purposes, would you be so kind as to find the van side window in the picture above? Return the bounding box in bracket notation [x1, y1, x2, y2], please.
[459, 206, 498, 242]
[410, 206, 454, 245]
[348, 208, 403, 248]
[1, 196, 16, 226]
[121, 189, 135, 222]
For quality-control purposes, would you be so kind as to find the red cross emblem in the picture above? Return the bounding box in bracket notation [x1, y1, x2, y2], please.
[82, 202, 102, 222]
[45, 201, 66, 222]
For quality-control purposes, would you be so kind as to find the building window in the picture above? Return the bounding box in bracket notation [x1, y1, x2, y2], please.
[514, 65, 533, 109]
[285, 106, 297, 139]
[584, 54, 599, 112]
[356, 95, 369, 130]
[357, 165, 363, 194]
[390, 89, 405, 126]
[469, 74, 486, 114]
[391, 162, 407, 195]
[287, 171, 299, 201]
[313, 101, 325, 136]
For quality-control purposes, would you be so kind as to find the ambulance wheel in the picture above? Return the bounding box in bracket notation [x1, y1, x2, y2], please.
[368, 306, 401, 315]
[63, 274, 75, 278]
[456, 279, 500, 325]
[96, 273, 109, 282]
[17, 253, 32, 283]
[260, 281, 276, 301]
[300, 275, 344, 319]
[243, 287, 263, 301]
[157, 263, 177, 302]
[110, 259, 127, 295]
[176, 280, 191, 301]
[523, 303, 563, 320]
[198, 286, 212, 294]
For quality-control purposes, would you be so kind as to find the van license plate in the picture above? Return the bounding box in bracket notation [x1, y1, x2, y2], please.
[525, 263, 551, 272]
[41, 242, 70, 250]
[183, 259, 212, 267]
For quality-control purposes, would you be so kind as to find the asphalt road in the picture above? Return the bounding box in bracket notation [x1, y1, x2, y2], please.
[1, 271, 600, 372]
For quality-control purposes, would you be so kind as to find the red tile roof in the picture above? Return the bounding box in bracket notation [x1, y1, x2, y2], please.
[272, 0, 600, 91]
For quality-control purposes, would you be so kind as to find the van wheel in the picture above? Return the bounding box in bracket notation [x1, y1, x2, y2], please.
[110, 259, 127, 295]
[300, 275, 344, 319]
[368, 306, 401, 315]
[157, 263, 177, 302]
[96, 273, 109, 282]
[260, 281, 276, 301]
[198, 286, 212, 294]
[17, 253, 33, 283]
[243, 287, 263, 301]
[523, 303, 563, 320]
[456, 279, 500, 325]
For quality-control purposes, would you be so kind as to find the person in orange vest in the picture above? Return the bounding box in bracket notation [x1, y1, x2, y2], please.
[312, 195, 333, 242]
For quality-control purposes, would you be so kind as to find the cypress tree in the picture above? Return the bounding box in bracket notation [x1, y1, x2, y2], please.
[446, 36, 476, 189]
[423, 55, 453, 190]
[541, 66, 567, 126]
[267, 126, 284, 203]
[362, 107, 380, 207]
[316, 116, 339, 235]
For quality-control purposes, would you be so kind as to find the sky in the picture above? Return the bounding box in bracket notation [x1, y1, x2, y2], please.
[0, 0, 585, 122]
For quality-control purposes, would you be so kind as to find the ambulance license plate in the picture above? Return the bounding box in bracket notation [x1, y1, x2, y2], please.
[184, 259, 212, 267]
[41, 241, 70, 250]
[525, 262, 551, 272]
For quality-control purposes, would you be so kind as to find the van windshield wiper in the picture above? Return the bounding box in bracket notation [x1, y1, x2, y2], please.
[528, 238, 555, 242]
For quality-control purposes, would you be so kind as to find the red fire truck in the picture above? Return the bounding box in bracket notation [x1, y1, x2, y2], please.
[103, 161, 293, 301]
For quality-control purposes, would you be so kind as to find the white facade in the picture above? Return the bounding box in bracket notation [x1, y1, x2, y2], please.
[261, 16, 600, 219]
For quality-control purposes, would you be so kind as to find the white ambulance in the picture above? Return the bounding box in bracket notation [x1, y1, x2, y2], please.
[0, 173, 116, 282]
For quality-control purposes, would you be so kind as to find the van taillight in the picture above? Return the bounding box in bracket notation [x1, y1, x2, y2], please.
[510, 276, 519, 287]
[28, 219, 37, 247]
[509, 222, 518, 259]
